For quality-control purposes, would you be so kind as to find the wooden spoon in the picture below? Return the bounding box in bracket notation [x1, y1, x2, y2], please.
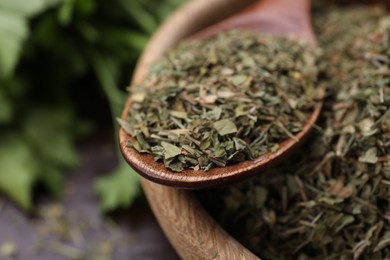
[119, 0, 322, 189]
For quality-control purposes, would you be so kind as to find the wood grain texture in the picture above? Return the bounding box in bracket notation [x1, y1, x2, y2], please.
[141, 179, 257, 259]
[120, 0, 259, 258]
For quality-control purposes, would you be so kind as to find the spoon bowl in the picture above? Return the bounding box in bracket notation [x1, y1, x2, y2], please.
[119, 104, 321, 188]
[120, 0, 322, 189]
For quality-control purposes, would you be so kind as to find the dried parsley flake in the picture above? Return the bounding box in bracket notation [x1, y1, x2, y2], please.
[198, 6, 390, 259]
[120, 31, 320, 172]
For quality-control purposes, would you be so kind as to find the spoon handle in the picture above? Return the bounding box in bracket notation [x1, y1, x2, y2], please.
[247, 0, 311, 17]
[243, 0, 315, 43]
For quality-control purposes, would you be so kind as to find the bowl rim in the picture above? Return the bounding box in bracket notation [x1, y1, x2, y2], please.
[119, 0, 259, 259]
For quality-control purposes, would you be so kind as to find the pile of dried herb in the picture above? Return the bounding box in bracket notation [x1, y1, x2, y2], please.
[120, 31, 320, 172]
[198, 5, 390, 259]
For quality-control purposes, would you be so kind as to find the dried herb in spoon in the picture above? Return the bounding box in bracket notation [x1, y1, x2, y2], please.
[120, 31, 320, 172]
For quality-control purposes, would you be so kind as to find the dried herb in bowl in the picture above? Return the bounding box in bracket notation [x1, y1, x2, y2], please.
[198, 6, 390, 259]
[119, 31, 321, 172]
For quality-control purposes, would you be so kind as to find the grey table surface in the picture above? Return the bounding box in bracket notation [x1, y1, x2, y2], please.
[0, 135, 179, 260]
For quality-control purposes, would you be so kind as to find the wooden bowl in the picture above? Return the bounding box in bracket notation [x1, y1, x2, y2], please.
[120, 0, 388, 259]
[119, 0, 390, 259]
[120, 0, 258, 258]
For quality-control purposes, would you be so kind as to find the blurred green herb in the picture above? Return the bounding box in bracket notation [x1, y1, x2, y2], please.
[0, 0, 184, 211]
